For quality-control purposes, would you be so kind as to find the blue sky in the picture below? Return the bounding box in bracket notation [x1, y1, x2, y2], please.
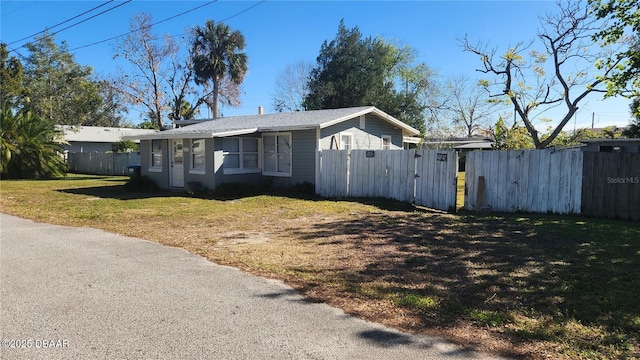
[0, 0, 634, 130]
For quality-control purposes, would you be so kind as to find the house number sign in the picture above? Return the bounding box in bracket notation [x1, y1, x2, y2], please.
[436, 153, 447, 162]
[366, 150, 375, 158]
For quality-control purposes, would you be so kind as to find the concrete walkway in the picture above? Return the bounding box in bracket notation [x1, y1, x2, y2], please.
[0, 213, 503, 359]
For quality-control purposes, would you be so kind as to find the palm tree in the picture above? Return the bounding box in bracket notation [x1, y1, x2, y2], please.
[191, 20, 248, 118]
[0, 105, 67, 178]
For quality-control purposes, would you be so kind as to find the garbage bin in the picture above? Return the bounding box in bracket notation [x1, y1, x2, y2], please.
[127, 165, 141, 180]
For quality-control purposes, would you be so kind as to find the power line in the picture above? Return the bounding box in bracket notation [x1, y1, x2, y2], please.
[69, 0, 266, 52]
[7, 1, 116, 46]
[220, 0, 265, 22]
[70, 0, 219, 51]
[1, 1, 38, 18]
[48, 0, 132, 39]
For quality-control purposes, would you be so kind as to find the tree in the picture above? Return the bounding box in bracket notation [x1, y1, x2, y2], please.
[272, 60, 313, 112]
[622, 97, 640, 137]
[589, 0, 640, 96]
[23, 33, 107, 126]
[191, 20, 248, 119]
[303, 20, 395, 111]
[1, 104, 67, 179]
[491, 116, 534, 150]
[112, 14, 176, 130]
[0, 43, 24, 107]
[443, 75, 496, 137]
[462, 1, 625, 149]
[303, 20, 433, 133]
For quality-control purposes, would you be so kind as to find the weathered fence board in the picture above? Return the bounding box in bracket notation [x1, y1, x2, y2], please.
[581, 152, 640, 221]
[414, 149, 458, 212]
[317, 149, 457, 211]
[465, 150, 583, 214]
[67, 152, 140, 176]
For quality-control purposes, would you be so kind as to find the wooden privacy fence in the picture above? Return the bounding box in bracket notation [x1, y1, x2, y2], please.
[465, 150, 583, 214]
[318, 149, 458, 212]
[581, 152, 640, 221]
[67, 152, 140, 176]
[464, 150, 640, 221]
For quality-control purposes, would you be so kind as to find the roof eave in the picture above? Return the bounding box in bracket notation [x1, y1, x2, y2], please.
[122, 128, 259, 141]
[319, 107, 421, 136]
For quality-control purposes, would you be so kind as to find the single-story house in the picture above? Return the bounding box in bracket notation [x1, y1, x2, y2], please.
[578, 138, 640, 153]
[60, 126, 157, 153]
[124, 106, 420, 191]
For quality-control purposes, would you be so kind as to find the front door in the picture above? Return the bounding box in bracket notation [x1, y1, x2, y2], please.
[170, 139, 184, 188]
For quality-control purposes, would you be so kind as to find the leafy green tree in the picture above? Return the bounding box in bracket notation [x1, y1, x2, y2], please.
[491, 116, 534, 150]
[589, 0, 640, 96]
[23, 33, 108, 126]
[303, 20, 394, 110]
[113, 140, 138, 153]
[303, 20, 433, 133]
[137, 120, 160, 130]
[1, 104, 67, 178]
[622, 97, 640, 137]
[0, 43, 24, 107]
[191, 20, 248, 119]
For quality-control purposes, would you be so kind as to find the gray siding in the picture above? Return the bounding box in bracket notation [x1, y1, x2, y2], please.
[271, 129, 317, 187]
[183, 138, 216, 191]
[320, 115, 404, 150]
[140, 139, 169, 189]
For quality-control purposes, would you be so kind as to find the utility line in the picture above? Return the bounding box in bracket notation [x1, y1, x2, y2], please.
[219, 0, 265, 23]
[70, 0, 219, 51]
[49, 1, 131, 39]
[7, 0, 116, 46]
[8, 0, 132, 54]
[1, 1, 38, 18]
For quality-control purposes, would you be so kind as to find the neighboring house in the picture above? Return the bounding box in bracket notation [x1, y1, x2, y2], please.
[124, 106, 420, 191]
[578, 138, 640, 153]
[60, 126, 157, 153]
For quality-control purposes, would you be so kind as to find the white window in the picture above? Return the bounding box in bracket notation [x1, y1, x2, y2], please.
[381, 135, 392, 150]
[340, 134, 353, 151]
[191, 138, 206, 173]
[263, 133, 291, 177]
[222, 138, 260, 174]
[150, 139, 162, 171]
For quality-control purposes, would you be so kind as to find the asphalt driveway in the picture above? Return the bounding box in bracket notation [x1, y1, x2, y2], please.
[0, 213, 503, 359]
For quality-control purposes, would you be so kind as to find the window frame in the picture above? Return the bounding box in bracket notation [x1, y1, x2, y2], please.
[262, 132, 292, 177]
[189, 138, 206, 174]
[222, 137, 261, 175]
[381, 135, 392, 150]
[340, 133, 353, 151]
[149, 139, 163, 172]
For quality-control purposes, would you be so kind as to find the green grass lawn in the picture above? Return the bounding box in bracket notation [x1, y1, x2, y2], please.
[1, 175, 639, 359]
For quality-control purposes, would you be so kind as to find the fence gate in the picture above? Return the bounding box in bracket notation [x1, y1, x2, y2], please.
[414, 149, 458, 212]
[317, 149, 458, 212]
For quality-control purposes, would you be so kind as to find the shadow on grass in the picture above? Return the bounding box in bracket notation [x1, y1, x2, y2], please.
[58, 185, 178, 200]
[288, 211, 640, 357]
